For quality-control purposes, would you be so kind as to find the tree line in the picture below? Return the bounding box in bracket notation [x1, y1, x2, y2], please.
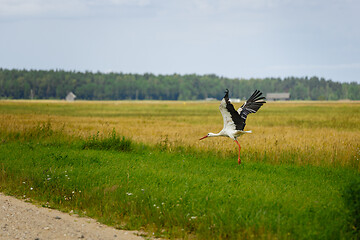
[0, 68, 359, 100]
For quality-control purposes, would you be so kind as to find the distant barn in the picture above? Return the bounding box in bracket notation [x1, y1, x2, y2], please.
[266, 93, 290, 101]
[66, 92, 76, 102]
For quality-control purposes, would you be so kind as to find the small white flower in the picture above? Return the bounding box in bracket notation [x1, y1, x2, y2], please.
[126, 192, 133, 196]
[30, 187, 33, 190]
[190, 216, 197, 220]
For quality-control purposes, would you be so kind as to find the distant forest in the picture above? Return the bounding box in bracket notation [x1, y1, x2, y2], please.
[0, 68, 359, 100]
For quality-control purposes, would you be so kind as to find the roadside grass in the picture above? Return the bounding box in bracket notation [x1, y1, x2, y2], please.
[0, 125, 359, 239]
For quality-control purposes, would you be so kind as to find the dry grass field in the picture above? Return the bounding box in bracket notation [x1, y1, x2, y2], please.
[1, 100, 359, 168]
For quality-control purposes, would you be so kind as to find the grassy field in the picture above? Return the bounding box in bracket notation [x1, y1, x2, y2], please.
[1, 100, 360, 239]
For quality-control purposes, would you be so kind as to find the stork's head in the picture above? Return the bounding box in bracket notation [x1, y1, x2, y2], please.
[199, 133, 215, 140]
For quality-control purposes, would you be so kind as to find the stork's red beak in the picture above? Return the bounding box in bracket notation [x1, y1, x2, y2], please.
[199, 135, 208, 140]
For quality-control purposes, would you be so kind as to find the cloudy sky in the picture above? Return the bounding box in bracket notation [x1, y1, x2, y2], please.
[1, 0, 359, 83]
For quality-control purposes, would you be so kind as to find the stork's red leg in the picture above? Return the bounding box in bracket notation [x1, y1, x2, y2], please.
[234, 140, 241, 164]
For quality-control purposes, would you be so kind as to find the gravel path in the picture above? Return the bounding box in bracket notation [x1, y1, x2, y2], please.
[0, 193, 144, 240]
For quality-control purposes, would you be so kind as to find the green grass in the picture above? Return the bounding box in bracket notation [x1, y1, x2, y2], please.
[0, 127, 359, 239]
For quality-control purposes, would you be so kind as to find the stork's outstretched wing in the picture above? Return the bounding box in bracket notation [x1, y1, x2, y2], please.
[219, 89, 238, 130]
[219, 89, 266, 131]
[237, 90, 266, 127]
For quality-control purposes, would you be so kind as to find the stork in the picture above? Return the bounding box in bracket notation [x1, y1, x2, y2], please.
[200, 89, 266, 164]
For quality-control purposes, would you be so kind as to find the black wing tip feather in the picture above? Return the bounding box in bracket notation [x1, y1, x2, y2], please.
[249, 89, 266, 103]
[224, 89, 230, 104]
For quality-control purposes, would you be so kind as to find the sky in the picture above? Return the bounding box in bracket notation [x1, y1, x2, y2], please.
[0, 0, 359, 83]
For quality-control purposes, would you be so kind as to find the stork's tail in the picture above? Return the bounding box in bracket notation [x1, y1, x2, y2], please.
[235, 130, 252, 136]
[242, 130, 252, 133]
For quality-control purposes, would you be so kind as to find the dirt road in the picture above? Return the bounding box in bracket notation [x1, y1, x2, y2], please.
[0, 193, 144, 240]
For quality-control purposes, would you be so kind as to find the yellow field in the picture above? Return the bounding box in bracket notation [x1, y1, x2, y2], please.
[1, 100, 359, 169]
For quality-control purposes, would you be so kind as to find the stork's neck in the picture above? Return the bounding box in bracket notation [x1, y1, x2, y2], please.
[208, 132, 225, 137]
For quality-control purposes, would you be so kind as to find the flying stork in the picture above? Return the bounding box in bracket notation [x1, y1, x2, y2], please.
[200, 89, 266, 164]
